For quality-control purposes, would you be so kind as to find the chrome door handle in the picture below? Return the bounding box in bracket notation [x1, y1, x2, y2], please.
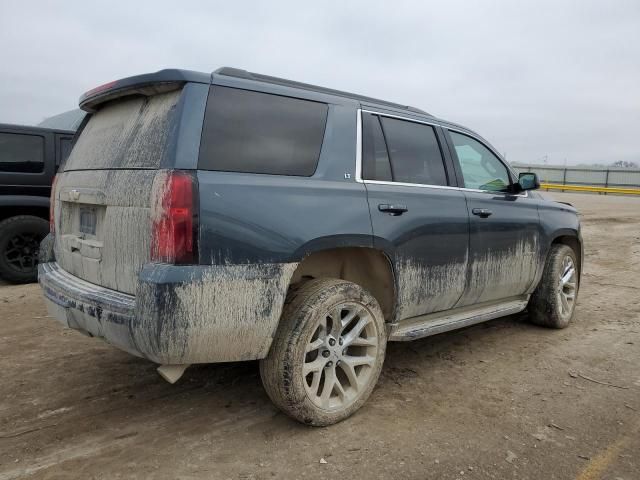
[472, 208, 493, 218]
[378, 204, 408, 216]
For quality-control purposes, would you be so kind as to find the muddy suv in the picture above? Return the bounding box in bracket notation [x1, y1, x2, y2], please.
[39, 68, 582, 425]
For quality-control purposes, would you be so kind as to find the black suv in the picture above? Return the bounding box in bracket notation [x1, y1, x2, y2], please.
[39, 68, 582, 425]
[0, 123, 75, 282]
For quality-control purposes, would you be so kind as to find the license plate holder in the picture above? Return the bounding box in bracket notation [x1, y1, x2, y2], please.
[79, 207, 97, 236]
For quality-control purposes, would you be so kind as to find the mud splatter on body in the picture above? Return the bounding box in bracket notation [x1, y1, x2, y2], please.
[457, 236, 540, 305]
[394, 258, 467, 321]
[132, 263, 298, 364]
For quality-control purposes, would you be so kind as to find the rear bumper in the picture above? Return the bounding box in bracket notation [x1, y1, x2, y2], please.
[38, 261, 297, 364]
[39, 262, 140, 355]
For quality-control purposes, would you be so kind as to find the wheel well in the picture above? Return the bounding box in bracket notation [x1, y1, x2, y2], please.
[552, 235, 582, 275]
[0, 206, 49, 223]
[290, 247, 395, 321]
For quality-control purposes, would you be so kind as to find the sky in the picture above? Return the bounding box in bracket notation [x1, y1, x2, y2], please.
[1, 0, 638, 166]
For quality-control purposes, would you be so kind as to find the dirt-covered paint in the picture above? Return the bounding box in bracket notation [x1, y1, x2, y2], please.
[52, 88, 182, 296]
[457, 236, 540, 306]
[64, 89, 181, 171]
[132, 262, 298, 364]
[392, 236, 539, 322]
[394, 257, 468, 320]
[54, 169, 157, 295]
[40, 260, 299, 364]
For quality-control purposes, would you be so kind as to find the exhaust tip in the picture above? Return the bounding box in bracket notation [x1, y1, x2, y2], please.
[157, 364, 190, 384]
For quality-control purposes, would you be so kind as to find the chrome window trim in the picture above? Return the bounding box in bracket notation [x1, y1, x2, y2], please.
[363, 179, 461, 191]
[355, 108, 363, 183]
[361, 108, 442, 128]
[355, 108, 528, 198]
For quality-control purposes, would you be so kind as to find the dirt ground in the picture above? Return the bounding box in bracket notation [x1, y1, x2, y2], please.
[1, 192, 639, 480]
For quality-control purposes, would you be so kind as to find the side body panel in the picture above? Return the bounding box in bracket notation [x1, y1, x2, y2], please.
[526, 191, 583, 288]
[197, 102, 371, 265]
[456, 191, 541, 305]
[438, 125, 544, 305]
[180, 98, 371, 362]
[356, 110, 470, 322]
[366, 183, 469, 320]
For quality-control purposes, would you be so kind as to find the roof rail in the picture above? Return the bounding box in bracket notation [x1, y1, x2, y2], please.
[214, 67, 430, 116]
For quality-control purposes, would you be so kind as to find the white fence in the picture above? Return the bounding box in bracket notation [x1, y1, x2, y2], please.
[511, 163, 640, 188]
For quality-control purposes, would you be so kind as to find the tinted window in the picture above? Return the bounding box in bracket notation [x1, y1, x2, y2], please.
[362, 113, 392, 181]
[380, 117, 447, 186]
[449, 131, 510, 192]
[0, 132, 45, 173]
[199, 86, 328, 176]
[59, 137, 73, 165]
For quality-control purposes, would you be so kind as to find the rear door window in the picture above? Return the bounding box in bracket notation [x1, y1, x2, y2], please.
[0, 132, 45, 173]
[379, 117, 448, 186]
[362, 113, 392, 181]
[198, 86, 328, 176]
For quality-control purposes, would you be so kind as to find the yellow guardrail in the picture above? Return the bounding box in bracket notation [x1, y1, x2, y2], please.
[540, 183, 640, 195]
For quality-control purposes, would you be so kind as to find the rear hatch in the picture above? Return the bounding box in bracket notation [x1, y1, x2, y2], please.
[53, 80, 184, 294]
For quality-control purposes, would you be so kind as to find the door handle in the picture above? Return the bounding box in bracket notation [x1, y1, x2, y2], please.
[378, 204, 408, 216]
[472, 208, 493, 218]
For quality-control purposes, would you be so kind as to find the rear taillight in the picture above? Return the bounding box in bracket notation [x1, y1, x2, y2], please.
[49, 175, 58, 233]
[150, 171, 199, 264]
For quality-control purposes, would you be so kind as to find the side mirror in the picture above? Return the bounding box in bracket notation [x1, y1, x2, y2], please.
[517, 172, 540, 191]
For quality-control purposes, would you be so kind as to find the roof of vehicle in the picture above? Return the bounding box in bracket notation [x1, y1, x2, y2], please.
[77, 67, 484, 140]
[213, 67, 432, 117]
[79, 67, 433, 118]
[0, 122, 75, 135]
[38, 109, 86, 131]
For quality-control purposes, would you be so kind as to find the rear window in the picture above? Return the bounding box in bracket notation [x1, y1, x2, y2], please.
[0, 132, 44, 173]
[59, 137, 73, 165]
[198, 86, 328, 176]
[380, 117, 448, 186]
[362, 113, 392, 181]
[64, 89, 181, 171]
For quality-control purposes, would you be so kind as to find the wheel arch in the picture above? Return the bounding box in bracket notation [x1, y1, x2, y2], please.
[288, 246, 396, 322]
[550, 231, 583, 279]
[0, 206, 49, 223]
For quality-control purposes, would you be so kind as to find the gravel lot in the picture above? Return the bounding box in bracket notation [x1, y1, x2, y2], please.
[1, 192, 639, 480]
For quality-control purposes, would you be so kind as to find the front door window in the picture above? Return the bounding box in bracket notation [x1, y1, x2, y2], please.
[449, 131, 510, 192]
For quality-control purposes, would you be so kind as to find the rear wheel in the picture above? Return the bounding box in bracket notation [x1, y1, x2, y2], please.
[528, 244, 579, 328]
[260, 278, 387, 426]
[0, 215, 49, 283]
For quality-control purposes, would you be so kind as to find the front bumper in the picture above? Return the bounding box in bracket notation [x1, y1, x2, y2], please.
[38, 261, 296, 364]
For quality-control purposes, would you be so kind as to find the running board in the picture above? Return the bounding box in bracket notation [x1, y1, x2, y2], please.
[389, 296, 529, 341]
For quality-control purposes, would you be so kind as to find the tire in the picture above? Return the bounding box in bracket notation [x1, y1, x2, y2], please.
[0, 215, 50, 284]
[528, 244, 579, 328]
[260, 278, 387, 426]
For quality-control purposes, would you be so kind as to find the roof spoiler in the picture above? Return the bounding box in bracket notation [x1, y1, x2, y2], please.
[79, 69, 210, 112]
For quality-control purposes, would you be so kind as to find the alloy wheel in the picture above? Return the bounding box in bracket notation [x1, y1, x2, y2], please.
[558, 255, 577, 318]
[303, 303, 380, 410]
[4, 233, 41, 272]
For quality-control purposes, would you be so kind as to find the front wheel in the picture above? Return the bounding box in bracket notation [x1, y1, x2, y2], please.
[260, 278, 387, 426]
[528, 244, 579, 328]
